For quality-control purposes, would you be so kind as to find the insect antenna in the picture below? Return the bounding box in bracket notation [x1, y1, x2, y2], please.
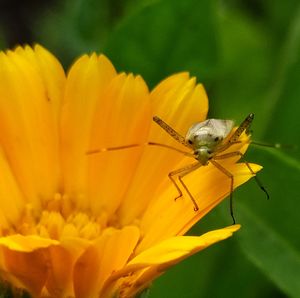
[251, 141, 297, 150]
[153, 116, 191, 148]
[228, 113, 254, 144]
[216, 113, 254, 154]
[86, 142, 195, 158]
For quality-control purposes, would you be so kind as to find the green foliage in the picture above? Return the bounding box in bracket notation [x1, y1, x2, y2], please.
[4, 0, 300, 297]
[104, 0, 219, 86]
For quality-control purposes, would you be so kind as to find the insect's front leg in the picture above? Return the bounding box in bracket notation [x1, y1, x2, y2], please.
[168, 162, 201, 211]
[209, 159, 235, 224]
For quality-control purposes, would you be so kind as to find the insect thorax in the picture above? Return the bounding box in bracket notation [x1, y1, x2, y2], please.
[185, 119, 234, 165]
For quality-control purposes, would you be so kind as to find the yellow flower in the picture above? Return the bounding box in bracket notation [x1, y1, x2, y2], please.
[0, 45, 260, 298]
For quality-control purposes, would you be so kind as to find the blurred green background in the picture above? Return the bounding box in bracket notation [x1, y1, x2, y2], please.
[1, 0, 299, 297]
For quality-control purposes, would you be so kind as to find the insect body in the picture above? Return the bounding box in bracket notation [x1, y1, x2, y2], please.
[185, 119, 234, 165]
[153, 114, 268, 224]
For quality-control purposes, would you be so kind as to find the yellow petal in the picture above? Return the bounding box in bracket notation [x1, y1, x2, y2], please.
[0, 46, 63, 209]
[44, 237, 91, 297]
[1, 247, 49, 297]
[0, 234, 58, 252]
[137, 162, 260, 252]
[0, 235, 59, 297]
[0, 148, 25, 231]
[73, 226, 140, 298]
[61, 54, 117, 209]
[15, 44, 66, 121]
[118, 73, 208, 225]
[87, 73, 151, 217]
[102, 225, 239, 297]
[151, 73, 208, 131]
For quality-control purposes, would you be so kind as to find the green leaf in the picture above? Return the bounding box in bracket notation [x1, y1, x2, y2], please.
[104, 0, 219, 86]
[211, 6, 275, 126]
[35, 0, 127, 66]
[261, 4, 300, 159]
[234, 143, 300, 297]
[237, 204, 300, 298]
[230, 4, 300, 297]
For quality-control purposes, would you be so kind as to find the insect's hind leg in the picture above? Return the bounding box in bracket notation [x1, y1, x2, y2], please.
[168, 162, 200, 211]
[209, 160, 235, 224]
[214, 151, 269, 200]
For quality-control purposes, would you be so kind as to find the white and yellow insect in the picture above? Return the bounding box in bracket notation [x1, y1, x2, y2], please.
[88, 114, 268, 223]
[152, 114, 269, 223]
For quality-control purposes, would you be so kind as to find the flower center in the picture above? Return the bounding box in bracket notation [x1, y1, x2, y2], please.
[15, 193, 116, 240]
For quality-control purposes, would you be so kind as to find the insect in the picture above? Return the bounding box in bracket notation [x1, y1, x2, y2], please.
[87, 113, 269, 224]
[152, 113, 269, 224]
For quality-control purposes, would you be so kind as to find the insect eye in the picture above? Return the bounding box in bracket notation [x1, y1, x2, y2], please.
[214, 136, 221, 142]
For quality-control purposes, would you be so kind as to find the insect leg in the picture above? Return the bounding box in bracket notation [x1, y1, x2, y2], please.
[214, 151, 269, 199]
[228, 113, 254, 144]
[215, 114, 254, 154]
[177, 163, 202, 211]
[215, 141, 242, 154]
[169, 162, 200, 210]
[153, 116, 192, 148]
[209, 159, 236, 224]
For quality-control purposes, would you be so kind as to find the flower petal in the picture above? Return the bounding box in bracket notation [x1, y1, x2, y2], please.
[73, 226, 140, 298]
[151, 73, 208, 131]
[61, 54, 117, 209]
[130, 225, 239, 266]
[102, 225, 239, 297]
[45, 237, 91, 298]
[0, 149, 25, 231]
[0, 248, 49, 297]
[15, 45, 66, 121]
[0, 235, 59, 252]
[0, 235, 59, 297]
[0, 46, 64, 209]
[137, 161, 261, 252]
[118, 73, 208, 225]
[87, 73, 151, 217]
